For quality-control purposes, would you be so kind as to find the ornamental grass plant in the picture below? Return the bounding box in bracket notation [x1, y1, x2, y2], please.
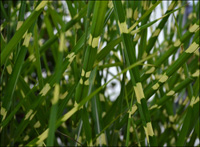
[0, 0, 199, 146]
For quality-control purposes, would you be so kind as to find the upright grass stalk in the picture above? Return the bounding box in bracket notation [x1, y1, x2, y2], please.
[113, 1, 157, 146]
[74, 1, 108, 146]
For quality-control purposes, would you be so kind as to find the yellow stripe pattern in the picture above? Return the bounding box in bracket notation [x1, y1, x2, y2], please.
[118, 21, 128, 34]
[24, 109, 33, 120]
[51, 84, 60, 104]
[66, 52, 76, 63]
[35, 1, 48, 11]
[185, 42, 199, 53]
[189, 23, 199, 32]
[0, 107, 7, 121]
[134, 83, 145, 104]
[144, 122, 154, 143]
[152, 29, 160, 37]
[159, 73, 168, 83]
[88, 34, 100, 48]
[23, 33, 32, 47]
[39, 83, 51, 96]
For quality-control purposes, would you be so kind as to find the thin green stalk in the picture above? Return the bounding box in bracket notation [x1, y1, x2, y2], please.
[46, 31, 64, 146]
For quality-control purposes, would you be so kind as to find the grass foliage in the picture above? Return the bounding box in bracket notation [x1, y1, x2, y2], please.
[0, 0, 199, 146]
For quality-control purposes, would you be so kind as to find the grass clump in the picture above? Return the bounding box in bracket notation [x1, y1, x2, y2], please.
[0, 1, 199, 146]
